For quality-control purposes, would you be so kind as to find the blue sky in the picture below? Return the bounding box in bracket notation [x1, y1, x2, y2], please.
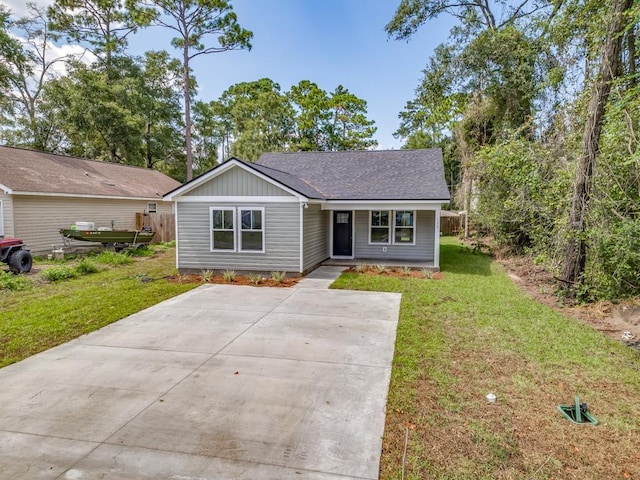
[3, 0, 455, 150]
[130, 1, 455, 149]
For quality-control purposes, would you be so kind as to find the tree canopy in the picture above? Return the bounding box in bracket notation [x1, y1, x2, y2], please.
[387, 0, 640, 300]
[0, 1, 378, 183]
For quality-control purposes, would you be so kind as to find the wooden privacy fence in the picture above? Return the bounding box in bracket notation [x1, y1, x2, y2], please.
[440, 214, 462, 236]
[136, 212, 175, 243]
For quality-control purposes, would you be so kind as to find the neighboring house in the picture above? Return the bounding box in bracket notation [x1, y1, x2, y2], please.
[0, 146, 180, 254]
[165, 149, 450, 274]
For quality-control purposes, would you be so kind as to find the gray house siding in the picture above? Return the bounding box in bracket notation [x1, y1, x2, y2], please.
[353, 210, 435, 261]
[303, 204, 329, 271]
[184, 166, 289, 197]
[177, 201, 300, 272]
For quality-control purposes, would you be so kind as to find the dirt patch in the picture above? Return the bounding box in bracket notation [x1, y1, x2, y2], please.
[167, 273, 300, 288]
[497, 254, 640, 348]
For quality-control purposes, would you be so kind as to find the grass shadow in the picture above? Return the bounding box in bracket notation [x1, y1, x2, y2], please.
[439, 238, 492, 276]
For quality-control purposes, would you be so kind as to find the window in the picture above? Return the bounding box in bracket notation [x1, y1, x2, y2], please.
[211, 208, 235, 251]
[336, 212, 350, 224]
[239, 208, 264, 252]
[394, 210, 415, 244]
[369, 210, 390, 244]
[210, 207, 265, 253]
[147, 202, 157, 213]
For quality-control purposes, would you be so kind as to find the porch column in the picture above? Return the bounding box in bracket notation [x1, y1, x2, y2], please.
[434, 206, 441, 269]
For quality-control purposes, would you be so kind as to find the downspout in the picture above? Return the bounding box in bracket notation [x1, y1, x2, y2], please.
[299, 201, 305, 273]
[174, 200, 180, 270]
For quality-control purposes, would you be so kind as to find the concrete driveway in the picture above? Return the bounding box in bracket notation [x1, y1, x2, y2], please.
[0, 281, 401, 479]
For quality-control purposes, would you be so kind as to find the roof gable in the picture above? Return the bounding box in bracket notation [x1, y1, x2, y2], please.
[184, 163, 291, 197]
[164, 158, 315, 200]
[0, 146, 180, 199]
[257, 149, 450, 201]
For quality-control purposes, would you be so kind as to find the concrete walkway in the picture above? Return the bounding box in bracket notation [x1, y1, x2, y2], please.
[294, 266, 347, 289]
[0, 279, 401, 479]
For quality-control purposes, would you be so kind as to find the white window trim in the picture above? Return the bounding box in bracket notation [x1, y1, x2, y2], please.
[392, 210, 417, 246]
[210, 207, 237, 252]
[238, 207, 266, 254]
[147, 202, 157, 213]
[368, 210, 391, 245]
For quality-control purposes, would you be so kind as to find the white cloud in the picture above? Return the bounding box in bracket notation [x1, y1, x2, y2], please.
[0, 0, 53, 18]
[47, 43, 97, 75]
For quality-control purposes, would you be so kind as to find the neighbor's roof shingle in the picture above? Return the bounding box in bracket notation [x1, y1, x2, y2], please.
[0, 146, 181, 198]
[256, 149, 450, 201]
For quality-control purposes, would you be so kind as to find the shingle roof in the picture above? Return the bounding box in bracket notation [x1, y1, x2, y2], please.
[0, 146, 181, 198]
[256, 149, 450, 201]
[240, 160, 324, 199]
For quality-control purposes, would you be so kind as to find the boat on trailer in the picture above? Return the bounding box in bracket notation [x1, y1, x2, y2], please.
[60, 227, 155, 247]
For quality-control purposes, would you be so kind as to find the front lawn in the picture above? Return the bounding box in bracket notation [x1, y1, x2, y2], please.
[332, 237, 640, 479]
[0, 248, 197, 368]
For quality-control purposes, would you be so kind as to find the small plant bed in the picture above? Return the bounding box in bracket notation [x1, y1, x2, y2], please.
[347, 264, 444, 280]
[167, 271, 300, 287]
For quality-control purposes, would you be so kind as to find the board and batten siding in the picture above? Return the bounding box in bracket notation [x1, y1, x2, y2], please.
[353, 210, 435, 261]
[303, 204, 329, 271]
[11, 195, 173, 254]
[184, 166, 289, 197]
[176, 201, 300, 272]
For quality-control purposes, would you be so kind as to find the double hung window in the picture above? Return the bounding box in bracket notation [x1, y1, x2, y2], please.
[369, 211, 390, 244]
[394, 210, 415, 244]
[210, 207, 265, 253]
[369, 210, 416, 245]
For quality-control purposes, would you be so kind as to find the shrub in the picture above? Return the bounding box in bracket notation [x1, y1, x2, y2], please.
[270, 271, 286, 283]
[374, 264, 388, 274]
[75, 259, 101, 275]
[355, 263, 368, 273]
[400, 266, 412, 275]
[95, 251, 134, 265]
[248, 273, 262, 284]
[126, 245, 154, 257]
[41, 266, 78, 282]
[421, 268, 434, 279]
[0, 271, 32, 291]
[222, 269, 236, 282]
[201, 269, 214, 282]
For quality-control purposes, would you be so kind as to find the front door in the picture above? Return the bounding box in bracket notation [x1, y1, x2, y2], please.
[332, 211, 352, 257]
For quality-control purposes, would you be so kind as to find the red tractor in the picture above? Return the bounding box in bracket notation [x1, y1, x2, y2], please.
[0, 237, 33, 274]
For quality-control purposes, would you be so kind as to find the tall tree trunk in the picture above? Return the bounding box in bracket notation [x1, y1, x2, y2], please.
[627, 25, 637, 88]
[183, 45, 193, 181]
[560, 0, 632, 292]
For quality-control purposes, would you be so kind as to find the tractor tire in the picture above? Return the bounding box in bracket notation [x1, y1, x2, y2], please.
[9, 249, 33, 274]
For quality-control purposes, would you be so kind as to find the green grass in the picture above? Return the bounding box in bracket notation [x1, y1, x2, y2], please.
[0, 271, 32, 291]
[40, 265, 79, 282]
[332, 237, 640, 479]
[0, 249, 196, 368]
[94, 250, 135, 265]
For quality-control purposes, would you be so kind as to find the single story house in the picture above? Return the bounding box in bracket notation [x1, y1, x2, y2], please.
[164, 149, 450, 274]
[0, 146, 180, 254]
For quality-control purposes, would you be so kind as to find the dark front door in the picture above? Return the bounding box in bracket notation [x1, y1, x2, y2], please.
[332, 211, 353, 257]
